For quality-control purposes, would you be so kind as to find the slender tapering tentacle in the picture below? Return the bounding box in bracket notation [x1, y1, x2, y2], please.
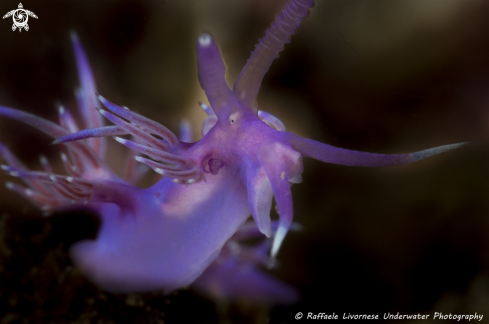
[246, 164, 274, 238]
[285, 132, 473, 167]
[98, 95, 179, 147]
[132, 154, 201, 183]
[123, 154, 148, 186]
[60, 152, 82, 177]
[71, 32, 105, 157]
[1, 165, 93, 203]
[0, 105, 107, 172]
[199, 102, 216, 117]
[58, 104, 79, 133]
[202, 117, 218, 137]
[134, 156, 182, 172]
[199, 102, 218, 136]
[97, 109, 170, 152]
[5, 182, 57, 209]
[113, 137, 189, 166]
[0, 143, 53, 197]
[233, 0, 315, 110]
[258, 144, 293, 262]
[52, 125, 127, 145]
[258, 110, 286, 131]
[196, 33, 234, 117]
[39, 155, 53, 173]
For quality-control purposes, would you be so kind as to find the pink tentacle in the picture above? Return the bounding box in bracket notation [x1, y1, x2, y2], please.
[113, 137, 190, 166]
[58, 104, 79, 133]
[134, 156, 182, 172]
[52, 125, 127, 145]
[97, 109, 170, 152]
[98, 95, 179, 147]
[71, 32, 105, 157]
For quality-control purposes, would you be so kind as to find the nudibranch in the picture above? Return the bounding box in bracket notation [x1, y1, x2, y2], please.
[0, 0, 470, 295]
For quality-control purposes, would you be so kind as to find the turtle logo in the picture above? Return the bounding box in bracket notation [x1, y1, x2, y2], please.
[3, 3, 38, 32]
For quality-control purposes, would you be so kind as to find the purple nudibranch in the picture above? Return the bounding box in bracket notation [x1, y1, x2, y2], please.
[0, 0, 470, 302]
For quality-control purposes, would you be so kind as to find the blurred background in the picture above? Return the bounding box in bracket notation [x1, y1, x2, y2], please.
[1, 0, 489, 323]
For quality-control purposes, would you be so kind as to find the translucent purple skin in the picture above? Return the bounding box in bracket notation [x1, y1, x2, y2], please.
[0, 0, 470, 300]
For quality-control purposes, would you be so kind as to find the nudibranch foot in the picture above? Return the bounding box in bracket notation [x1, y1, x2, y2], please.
[192, 221, 300, 305]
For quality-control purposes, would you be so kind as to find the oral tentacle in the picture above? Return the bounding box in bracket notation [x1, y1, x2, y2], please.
[285, 132, 473, 167]
[258, 145, 294, 262]
[258, 110, 286, 131]
[234, 0, 315, 110]
[71, 32, 105, 158]
[196, 33, 234, 117]
[58, 104, 79, 133]
[98, 95, 179, 147]
[246, 165, 274, 238]
[97, 109, 170, 152]
[52, 125, 127, 145]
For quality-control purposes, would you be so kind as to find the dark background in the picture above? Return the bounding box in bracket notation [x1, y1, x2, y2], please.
[0, 0, 489, 323]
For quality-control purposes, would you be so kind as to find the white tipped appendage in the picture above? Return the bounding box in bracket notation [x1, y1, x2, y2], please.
[154, 168, 165, 175]
[198, 33, 212, 46]
[270, 222, 288, 262]
[39, 155, 48, 165]
[114, 137, 127, 145]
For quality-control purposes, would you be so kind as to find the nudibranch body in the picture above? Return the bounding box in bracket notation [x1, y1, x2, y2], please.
[0, 0, 469, 297]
